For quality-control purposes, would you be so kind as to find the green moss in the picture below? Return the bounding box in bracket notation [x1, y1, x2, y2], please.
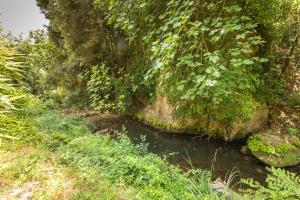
[248, 133, 300, 167]
[247, 134, 297, 157]
[135, 112, 235, 140]
[281, 153, 300, 166]
[135, 112, 215, 135]
[276, 143, 296, 155]
[135, 112, 187, 132]
[248, 135, 279, 155]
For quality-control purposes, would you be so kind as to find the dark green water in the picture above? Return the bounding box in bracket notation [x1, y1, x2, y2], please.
[92, 116, 300, 185]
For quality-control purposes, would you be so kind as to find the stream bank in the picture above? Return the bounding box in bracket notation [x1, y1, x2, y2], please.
[86, 112, 300, 185]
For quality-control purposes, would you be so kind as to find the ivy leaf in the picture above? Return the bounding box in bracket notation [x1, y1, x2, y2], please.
[205, 79, 216, 87]
[230, 51, 241, 56]
[173, 22, 181, 28]
[205, 68, 213, 74]
[155, 61, 164, 69]
[213, 71, 221, 78]
[260, 58, 269, 63]
[236, 33, 246, 40]
[209, 55, 220, 63]
[243, 59, 254, 65]
[233, 25, 242, 30]
[176, 84, 184, 91]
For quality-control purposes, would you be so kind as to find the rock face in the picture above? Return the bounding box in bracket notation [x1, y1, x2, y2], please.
[240, 146, 251, 155]
[248, 134, 300, 167]
[211, 179, 235, 200]
[139, 94, 269, 140]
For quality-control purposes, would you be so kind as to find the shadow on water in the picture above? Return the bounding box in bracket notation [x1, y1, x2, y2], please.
[89, 114, 300, 186]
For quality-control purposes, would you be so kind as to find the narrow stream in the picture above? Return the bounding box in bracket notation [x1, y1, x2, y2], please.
[90, 115, 300, 186]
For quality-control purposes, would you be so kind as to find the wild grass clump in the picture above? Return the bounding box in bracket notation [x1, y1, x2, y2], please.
[4, 105, 300, 200]
[10, 106, 94, 149]
[5, 106, 219, 199]
[0, 141, 120, 199]
[20, 107, 94, 137]
[59, 132, 218, 200]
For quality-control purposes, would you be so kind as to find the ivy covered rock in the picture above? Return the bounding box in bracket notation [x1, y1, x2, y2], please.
[247, 133, 300, 167]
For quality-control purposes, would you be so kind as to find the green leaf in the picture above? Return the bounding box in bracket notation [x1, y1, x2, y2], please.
[173, 22, 181, 28]
[209, 55, 220, 63]
[243, 59, 254, 65]
[230, 51, 241, 56]
[176, 84, 184, 91]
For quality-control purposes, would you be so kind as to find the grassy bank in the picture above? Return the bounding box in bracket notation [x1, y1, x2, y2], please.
[0, 106, 219, 199]
[1, 105, 299, 199]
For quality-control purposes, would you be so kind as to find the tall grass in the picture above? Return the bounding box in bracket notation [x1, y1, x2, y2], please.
[59, 133, 219, 199]
[6, 106, 219, 199]
[5, 104, 300, 199]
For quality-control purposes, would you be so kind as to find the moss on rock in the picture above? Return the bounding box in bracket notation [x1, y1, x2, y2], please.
[247, 133, 300, 167]
[138, 94, 269, 140]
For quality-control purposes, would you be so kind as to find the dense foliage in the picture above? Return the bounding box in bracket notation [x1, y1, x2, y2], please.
[14, 30, 65, 96]
[1, 24, 299, 199]
[1, 0, 300, 198]
[95, 0, 268, 124]
[34, 0, 300, 136]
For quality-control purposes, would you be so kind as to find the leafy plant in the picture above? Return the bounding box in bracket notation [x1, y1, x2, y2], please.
[87, 64, 125, 112]
[94, 0, 268, 127]
[11, 29, 68, 104]
[241, 167, 300, 200]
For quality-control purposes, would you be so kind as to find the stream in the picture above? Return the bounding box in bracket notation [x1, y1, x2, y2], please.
[90, 114, 300, 186]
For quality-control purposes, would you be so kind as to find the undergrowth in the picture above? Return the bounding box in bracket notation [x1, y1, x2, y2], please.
[2, 104, 299, 199]
[59, 134, 218, 199]
[2, 105, 219, 199]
